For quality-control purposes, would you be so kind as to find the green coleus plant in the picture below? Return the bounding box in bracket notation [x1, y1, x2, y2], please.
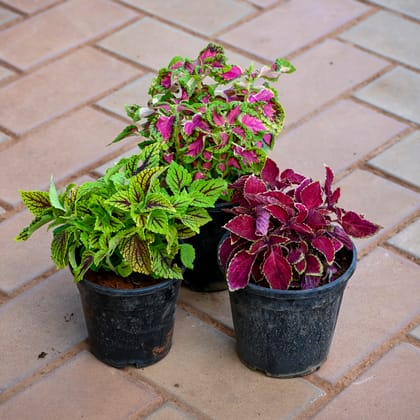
[16, 144, 227, 283]
[112, 43, 294, 199]
[219, 158, 380, 291]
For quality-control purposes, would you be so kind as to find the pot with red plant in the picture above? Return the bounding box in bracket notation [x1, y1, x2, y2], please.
[16, 144, 226, 368]
[218, 158, 380, 377]
[112, 43, 295, 291]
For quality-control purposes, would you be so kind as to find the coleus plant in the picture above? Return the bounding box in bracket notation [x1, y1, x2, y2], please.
[112, 43, 295, 199]
[218, 158, 380, 291]
[16, 144, 227, 283]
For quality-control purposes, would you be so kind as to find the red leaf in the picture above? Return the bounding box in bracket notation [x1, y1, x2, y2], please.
[227, 250, 256, 291]
[224, 215, 259, 241]
[261, 158, 279, 186]
[312, 237, 335, 265]
[244, 175, 267, 195]
[305, 254, 323, 276]
[342, 211, 380, 238]
[262, 248, 292, 290]
[218, 235, 236, 270]
[266, 204, 288, 223]
[256, 207, 270, 236]
[300, 181, 323, 209]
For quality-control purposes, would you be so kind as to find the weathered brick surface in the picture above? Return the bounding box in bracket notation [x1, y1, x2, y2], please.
[0, 47, 139, 135]
[0, 107, 136, 206]
[136, 309, 324, 419]
[0, 351, 162, 419]
[0, 6, 18, 27]
[0, 0, 138, 70]
[0, 269, 86, 391]
[146, 402, 198, 420]
[0, 0, 59, 14]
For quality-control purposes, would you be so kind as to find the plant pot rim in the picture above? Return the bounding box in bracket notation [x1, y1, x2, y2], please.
[77, 274, 179, 297]
[231, 242, 357, 300]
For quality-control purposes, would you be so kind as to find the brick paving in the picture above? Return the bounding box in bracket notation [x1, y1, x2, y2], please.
[0, 1, 419, 419]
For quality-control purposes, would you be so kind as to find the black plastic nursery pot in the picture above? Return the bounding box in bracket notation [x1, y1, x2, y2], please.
[183, 203, 232, 292]
[77, 276, 180, 369]
[229, 246, 357, 378]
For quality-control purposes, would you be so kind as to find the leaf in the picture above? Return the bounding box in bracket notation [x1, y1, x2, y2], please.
[227, 250, 256, 291]
[260, 158, 279, 186]
[73, 252, 94, 283]
[262, 248, 292, 290]
[305, 254, 323, 276]
[190, 178, 227, 203]
[224, 215, 259, 241]
[156, 115, 175, 141]
[20, 191, 51, 216]
[342, 211, 380, 238]
[241, 114, 266, 134]
[106, 191, 131, 211]
[129, 167, 161, 203]
[49, 177, 65, 211]
[145, 193, 174, 212]
[300, 181, 323, 209]
[166, 161, 192, 194]
[312, 237, 336, 265]
[180, 207, 212, 233]
[111, 124, 139, 143]
[255, 207, 270, 236]
[51, 230, 70, 268]
[180, 243, 195, 269]
[120, 235, 152, 275]
[147, 210, 168, 234]
[15, 214, 54, 241]
[150, 246, 183, 280]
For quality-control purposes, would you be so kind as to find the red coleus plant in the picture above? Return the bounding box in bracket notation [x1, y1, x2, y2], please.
[112, 43, 294, 198]
[219, 158, 380, 291]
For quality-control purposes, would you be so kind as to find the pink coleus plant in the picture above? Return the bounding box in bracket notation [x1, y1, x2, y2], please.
[112, 43, 294, 198]
[218, 158, 381, 291]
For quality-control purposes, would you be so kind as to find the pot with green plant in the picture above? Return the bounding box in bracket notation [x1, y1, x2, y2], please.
[16, 144, 226, 368]
[112, 43, 295, 291]
[218, 158, 380, 377]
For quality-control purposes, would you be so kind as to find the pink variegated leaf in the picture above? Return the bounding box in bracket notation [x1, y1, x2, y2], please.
[262, 248, 292, 290]
[342, 211, 380, 238]
[249, 88, 274, 103]
[185, 135, 204, 157]
[305, 254, 323, 276]
[261, 158, 279, 186]
[300, 181, 323, 209]
[227, 105, 241, 124]
[212, 109, 225, 126]
[234, 146, 259, 164]
[227, 250, 256, 291]
[263, 103, 276, 120]
[224, 215, 259, 241]
[256, 207, 270, 236]
[262, 133, 273, 146]
[232, 126, 245, 138]
[227, 157, 241, 169]
[312, 236, 336, 265]
[241, 114, 267, 134]
[222, 65, 242, 81]
[156, 116, 175, 141]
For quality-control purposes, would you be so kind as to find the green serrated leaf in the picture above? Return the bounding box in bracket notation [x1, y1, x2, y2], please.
[129, 167, 161, 203]
[150, 245, 183, 280]
[20, 191, 52, 217]
[49, 177, 65, 211]
[190, 178, 227, 203]
[166, 161, 192, 194]
[106, 191, 131, 212]
[15, 214, 54, 241]
[51, 229, 70, 268]
[179, 207, 212, 233]
[119, 235, 152, 275]
[111, 124, 139, 144]
[180, 243, 195, 269]
[145, 192, 175, 212]
[147, 210, 168, 234]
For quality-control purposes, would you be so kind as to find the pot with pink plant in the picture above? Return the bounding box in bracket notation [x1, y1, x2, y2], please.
[112, 43, 295, 292]
[218, 158, 380, 377]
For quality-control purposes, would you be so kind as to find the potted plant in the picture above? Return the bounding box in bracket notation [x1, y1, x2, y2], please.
[112, 43, 295, 291]
[16, 144, 226, 368]
[218, 158, 380, 377]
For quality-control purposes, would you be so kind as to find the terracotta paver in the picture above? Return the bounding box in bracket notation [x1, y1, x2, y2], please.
[219, 0, 370, 59]
[273, 40, 389, 126]
[1, 0, 419, 417]
[354, 67, 420, 124]
[336, 170, 420, 250]
[387, 218, 420, 260]
[270, 99, 407, 180]
[0, 107, 136, 206]
[0, 47, 139, 135]
[369, 130, 420, 189]
[0, 269, 86, 391]
[315, 344, 420, 419]
[0, 351, 162, 419]
[137, 309, 324, 419]
[121, 0, 255, 36]
[367, 0, 420, 19]
[0, 0, 60, 14]
[316, 248, 420, 384]
[0, 6, 18, 27]
[340, 10, 420, 69]
[98, 17, 206, 71]
[0, 0, 138, 70]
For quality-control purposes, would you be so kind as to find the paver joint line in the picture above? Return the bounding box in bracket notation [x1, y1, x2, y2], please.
[0, 0, 419, 418]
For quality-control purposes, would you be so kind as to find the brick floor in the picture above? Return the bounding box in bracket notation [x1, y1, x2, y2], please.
[1, 1, 419, 418]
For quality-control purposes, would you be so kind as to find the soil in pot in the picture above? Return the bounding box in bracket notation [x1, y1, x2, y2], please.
[229, 246, 357, 378]
[77, 270, 180, 369]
